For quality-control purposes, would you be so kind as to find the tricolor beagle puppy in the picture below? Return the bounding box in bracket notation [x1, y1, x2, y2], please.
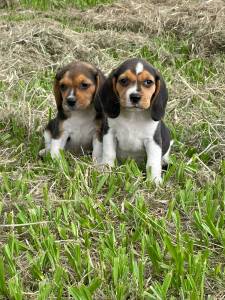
[39, 61, 105, 162]
[100, 58, 172, 184]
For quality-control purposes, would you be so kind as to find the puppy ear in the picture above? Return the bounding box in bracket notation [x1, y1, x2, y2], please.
[94, 68, 105, 100]
[93, 68, 105, 114]
[99, 72, 120, 118]
[53, 79, 62, 110]
[150, 72, 168, 121]
[53, 66, 69, 110]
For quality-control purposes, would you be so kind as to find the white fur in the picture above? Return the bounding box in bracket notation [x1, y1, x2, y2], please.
[162, 140, 173, 166]
[92, 135, 103, 164]
[144, 139, 162, 184]
[40, 107, 102, 160]
[101, 110, 164, 184]
[136, 62, 144, 74]
[101, 128, 117, 166]
[68, 89, 75, 98]
[39, 130, 52, 157]
[50, 134, 69, 158]
[63, 108, 95, 154]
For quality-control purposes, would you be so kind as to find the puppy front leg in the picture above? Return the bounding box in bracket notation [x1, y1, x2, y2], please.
[50, 131, 69, 159]
[101, 129, 117, 167]
[92, 135, 103, 164]
[39, 130, 52, 157]
[144, 139, 162, 185]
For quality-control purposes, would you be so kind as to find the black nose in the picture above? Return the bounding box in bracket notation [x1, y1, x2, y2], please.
[67, 97, 76, 107]
[130, 93, 141, 103]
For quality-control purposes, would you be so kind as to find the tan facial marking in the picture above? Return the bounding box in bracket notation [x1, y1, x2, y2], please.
[59, 72, 73, 98]
[115, 69, 157, 110]
[73, 73, 96, 109]
[118, 70, 137, 82]
[116, 70, 137, 107]
[73, 74, 93, 86]
[76, 85, 96, 109]
[137, 70, 156, 109]
[137, 71, 155, 83]
[59, 71, 96, 110]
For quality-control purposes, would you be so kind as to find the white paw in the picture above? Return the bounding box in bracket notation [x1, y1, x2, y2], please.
[92, 155, 102, 165]
[152, 176, 163, 185]
[95, 159, 115, 172]
[39, 148, 47, 157]
[100, 159, 115, 168]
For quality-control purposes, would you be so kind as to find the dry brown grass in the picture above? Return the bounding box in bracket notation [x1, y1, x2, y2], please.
[0, 1, 223, 205]
[0, 0, 224, 182]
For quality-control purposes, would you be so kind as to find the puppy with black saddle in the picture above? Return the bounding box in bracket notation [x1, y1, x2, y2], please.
[39, 61, 105, 163]
[99, 58, 172, 184]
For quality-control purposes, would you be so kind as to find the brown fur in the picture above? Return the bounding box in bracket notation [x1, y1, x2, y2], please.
[53, 61, 104, 114]
[100, 58, 168, 120]
[115, 69, 156, 109]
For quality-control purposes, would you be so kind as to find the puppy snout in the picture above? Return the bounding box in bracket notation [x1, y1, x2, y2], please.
[67, 96, 76, 107]
[130, 93, 141, 104]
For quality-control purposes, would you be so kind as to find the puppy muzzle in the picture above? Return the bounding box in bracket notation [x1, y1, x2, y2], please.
[66, 96, 76, 108]
[130, 93, 141, 104]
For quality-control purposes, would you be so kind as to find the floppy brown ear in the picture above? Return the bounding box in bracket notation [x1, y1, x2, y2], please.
[99, 71, 120, 118]
[94, 68, 105, 100]
[53, 79, 62, 110]
[53, 65, 70, 110]
[150, 73, 168, 121]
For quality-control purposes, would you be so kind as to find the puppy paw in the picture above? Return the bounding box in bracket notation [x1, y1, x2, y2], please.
[152, 176, 163, 186]
[39, 148, 47, 158]
[92, 155, 102, 165]
[95, 161, 114, 172]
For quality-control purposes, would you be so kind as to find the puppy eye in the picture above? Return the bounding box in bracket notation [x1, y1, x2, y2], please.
[119, 78, 129, 86]
[60, 84, 68, 91]
[143, 79, 153, 87]
[80, 82, 90, 90]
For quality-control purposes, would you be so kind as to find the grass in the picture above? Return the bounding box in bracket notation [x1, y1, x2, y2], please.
[0, 0, 225, 299]
[20, 0, 113, 9]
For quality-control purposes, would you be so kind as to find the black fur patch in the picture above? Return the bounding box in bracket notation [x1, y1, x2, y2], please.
[150, 74, 168, 121]
[45, 108, 67, 139]
[153, 121, 171, 156]
[99, 73, 120, 118]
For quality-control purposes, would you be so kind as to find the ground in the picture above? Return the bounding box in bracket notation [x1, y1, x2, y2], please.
[0, 0, 225, 299]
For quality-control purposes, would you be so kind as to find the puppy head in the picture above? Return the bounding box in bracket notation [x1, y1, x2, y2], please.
[101, 58, 168, 120]
[54, 61, 104, 113]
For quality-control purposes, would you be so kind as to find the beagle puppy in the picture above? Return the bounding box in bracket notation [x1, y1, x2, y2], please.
[39, 61, 105, 162]
[100, 58, 172, 184]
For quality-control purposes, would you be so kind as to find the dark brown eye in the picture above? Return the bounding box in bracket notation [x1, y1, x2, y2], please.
[143, 79, 153, 87]
[60, 84, 68, 91]
[119, 78, 129, 86]
[80, 82, 90, 90]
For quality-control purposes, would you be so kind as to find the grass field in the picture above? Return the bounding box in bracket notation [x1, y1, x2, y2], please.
[0, 0, 225, 299]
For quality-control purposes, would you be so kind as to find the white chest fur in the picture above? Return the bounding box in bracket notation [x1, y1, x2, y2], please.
[108, 110, 159, 160]
[62, 107, 96, 153]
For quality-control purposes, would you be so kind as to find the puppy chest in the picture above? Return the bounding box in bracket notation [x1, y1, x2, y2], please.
[69, 124, 94, 146]
[108, 113, 159, 154]
[63, 113, 95, 151]
[115, 127, 144, 152]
